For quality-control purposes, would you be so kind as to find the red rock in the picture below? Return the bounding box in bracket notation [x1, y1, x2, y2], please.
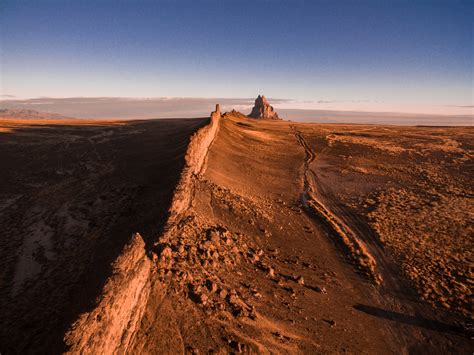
[248, 95, 281, 120]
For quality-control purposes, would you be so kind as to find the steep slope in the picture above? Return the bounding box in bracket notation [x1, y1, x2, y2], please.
[64, 106, 222, 353]
[0, 117, 207, 353]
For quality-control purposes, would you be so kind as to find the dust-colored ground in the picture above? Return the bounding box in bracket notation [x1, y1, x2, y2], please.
[300, 124, 473, 319]
[0, 113, 472, 354]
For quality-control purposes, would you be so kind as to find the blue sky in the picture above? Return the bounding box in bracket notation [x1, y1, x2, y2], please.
[1, 0, 472, 114]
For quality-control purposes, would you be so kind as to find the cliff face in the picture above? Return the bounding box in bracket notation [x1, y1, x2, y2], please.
[248, 95, 280, 120]
[64, 106, 223, 354]
[167, 103, 221, 221]
[65, 233, 151, 354]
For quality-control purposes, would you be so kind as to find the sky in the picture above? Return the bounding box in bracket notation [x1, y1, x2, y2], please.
[1, 0, 473, 118]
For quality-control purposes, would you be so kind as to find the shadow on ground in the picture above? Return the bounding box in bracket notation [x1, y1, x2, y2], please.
[0, 118, 207, 353]
[353, 303, 468, 336]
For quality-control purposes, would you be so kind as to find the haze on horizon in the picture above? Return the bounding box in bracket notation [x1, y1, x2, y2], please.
[1, 0, 472, 121]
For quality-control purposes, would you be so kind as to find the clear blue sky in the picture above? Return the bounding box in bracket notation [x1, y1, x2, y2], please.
[1, 0, 472, 113]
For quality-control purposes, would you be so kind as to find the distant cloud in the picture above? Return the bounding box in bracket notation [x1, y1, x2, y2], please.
[316, 99, 382, 104]
[279, 108, 473, 126]
[0, 94, 16, 98]
[273, 99, 384, 106]
[444, 105, 474, 108]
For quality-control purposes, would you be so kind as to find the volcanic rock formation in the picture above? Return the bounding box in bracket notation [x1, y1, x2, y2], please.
[248, 95, 280, 120]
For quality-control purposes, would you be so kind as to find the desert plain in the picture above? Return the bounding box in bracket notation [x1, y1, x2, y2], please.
[0, 106, 472, 354]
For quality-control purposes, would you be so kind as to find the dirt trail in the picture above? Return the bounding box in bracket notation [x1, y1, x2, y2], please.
[293, 127, 382, 284]
[293, 128, 472, 351]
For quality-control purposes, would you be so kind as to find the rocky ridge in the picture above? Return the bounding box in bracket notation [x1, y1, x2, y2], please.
[65, 106, 223, 353]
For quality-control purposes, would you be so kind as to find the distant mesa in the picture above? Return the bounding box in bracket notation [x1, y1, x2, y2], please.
[248, 95, 281, 120]
[0, 109, 72, 120]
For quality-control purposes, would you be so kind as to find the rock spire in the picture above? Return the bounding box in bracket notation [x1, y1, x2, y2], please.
[248, 95, 280, 120]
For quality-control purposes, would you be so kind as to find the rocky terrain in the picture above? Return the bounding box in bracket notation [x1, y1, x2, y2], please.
[248, 95, 281, 120]
[303, 124, 473, 319]
[0, 108, 472, 354]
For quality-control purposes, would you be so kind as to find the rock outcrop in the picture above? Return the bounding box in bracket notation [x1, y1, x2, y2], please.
[248, 95, 280, 120]
[65, 233, 151, 354]
[170, 104, 221, 219]
[64, 107, 223, 354]
[211, 104, 221, 120]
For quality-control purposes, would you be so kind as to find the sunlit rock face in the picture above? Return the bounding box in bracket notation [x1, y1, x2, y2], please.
[248, 95, 281, 120]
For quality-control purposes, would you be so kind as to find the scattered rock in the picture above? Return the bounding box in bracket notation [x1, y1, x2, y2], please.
[228, 339, 245, 352]
[206, 279, 218, 293]
[324, 319, 336, 327]
[218, 289, 228, 299]
[198, 293, 208, 305]
[207, 230, 220, 243]
[186, 346, 200, 354]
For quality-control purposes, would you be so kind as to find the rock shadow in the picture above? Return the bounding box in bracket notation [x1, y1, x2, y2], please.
[353, 303, 467, 336]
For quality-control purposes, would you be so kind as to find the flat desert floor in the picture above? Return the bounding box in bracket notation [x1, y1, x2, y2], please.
[0, 113, 472, 354]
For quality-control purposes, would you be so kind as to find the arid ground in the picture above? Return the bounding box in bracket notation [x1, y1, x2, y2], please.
[0, 111, 472, 354]
[0, 117, 207, 352]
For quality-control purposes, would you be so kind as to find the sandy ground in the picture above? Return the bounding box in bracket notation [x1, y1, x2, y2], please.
[0, 113, 472, 354]
[301, 124, 473, 319]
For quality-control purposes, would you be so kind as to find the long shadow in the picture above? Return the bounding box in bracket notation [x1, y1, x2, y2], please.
[353, 303, 468, 337]
[0, 118, 208, 354]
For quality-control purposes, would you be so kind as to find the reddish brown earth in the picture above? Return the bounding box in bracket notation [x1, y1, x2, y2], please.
[0, 111, 472, 354]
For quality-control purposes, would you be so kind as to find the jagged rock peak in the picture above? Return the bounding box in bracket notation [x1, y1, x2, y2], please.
[248, 95, 280, 120]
